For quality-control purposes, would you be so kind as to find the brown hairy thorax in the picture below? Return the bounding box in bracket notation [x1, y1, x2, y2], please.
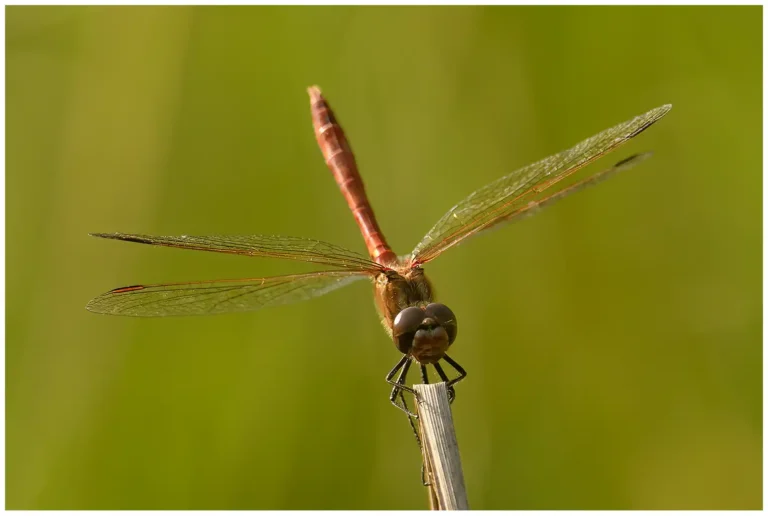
[374, 265, 435, 335]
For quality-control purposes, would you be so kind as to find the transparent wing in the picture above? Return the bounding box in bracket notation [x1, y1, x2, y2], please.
[90, 233, 384, 271]
[487, 152, 652, 229]
[86, 270, 369, 317]
[410, 104, 672, 264]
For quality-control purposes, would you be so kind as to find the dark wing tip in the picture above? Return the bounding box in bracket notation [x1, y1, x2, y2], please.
[109, 285, 146, 294]
[86, 284, 146, 315]
[89, 233, 154, 245]
[89, 232, 128, 240]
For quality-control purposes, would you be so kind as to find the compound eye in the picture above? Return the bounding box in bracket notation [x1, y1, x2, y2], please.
[425, 303, 458, 344]
[392, 306, 425, 354]
[393, 306, 425, 338]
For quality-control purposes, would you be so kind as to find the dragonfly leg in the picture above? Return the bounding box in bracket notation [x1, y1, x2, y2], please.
[385, 354, 408, 388]
[386, 355, 418, 417]
[387, 356, 433, 486]
[441, 354, 467, 402]
[399, 389, 426, 476]
[433, 362, 456, 403]
[392, 362, 427, 483]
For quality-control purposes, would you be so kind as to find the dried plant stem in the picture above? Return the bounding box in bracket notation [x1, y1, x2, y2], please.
[414, 382, 469, 510]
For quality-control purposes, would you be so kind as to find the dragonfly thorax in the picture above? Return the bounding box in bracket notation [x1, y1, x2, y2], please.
[374, 267, 433, 327]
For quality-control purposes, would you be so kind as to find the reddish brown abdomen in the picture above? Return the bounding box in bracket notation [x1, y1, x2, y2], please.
[308, 86, 396, 266]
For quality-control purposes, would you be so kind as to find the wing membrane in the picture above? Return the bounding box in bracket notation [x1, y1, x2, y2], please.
[489, 152, 652, 229]
[86, 270, 368, 317]
[410, 104, 671, 264]
[90, 233, 383, 271]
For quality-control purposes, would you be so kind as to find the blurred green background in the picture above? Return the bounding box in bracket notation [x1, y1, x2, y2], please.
[6, 5, 761, 509]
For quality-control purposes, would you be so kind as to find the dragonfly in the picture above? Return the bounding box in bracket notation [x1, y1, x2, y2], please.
[88, 86, 671, 417]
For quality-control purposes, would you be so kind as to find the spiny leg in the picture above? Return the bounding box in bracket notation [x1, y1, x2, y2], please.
[420, 364, 429, 385]
[442, 354, 467, 389]
[386, 355, 409, 413]
[388, 357, 425, 482]
[397, 387, 430, 486]
[387, 355, 418, 417]
[400, 389, 422, 449]
[385, 354, 408, 393]
[433, 362, 456, 403]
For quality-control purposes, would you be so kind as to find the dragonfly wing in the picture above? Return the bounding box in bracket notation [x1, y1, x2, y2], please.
[488, 152, 652, 229]
[90, 233, 384, 271]
[86, 270, 369, 317]
[410, 104, 671, 264]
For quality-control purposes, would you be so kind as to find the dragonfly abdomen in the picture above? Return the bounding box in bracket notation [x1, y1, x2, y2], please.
[308, 86, 396, 266]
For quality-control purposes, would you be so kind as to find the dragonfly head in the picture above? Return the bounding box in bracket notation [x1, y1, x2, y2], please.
[392, 303, 458, 363]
